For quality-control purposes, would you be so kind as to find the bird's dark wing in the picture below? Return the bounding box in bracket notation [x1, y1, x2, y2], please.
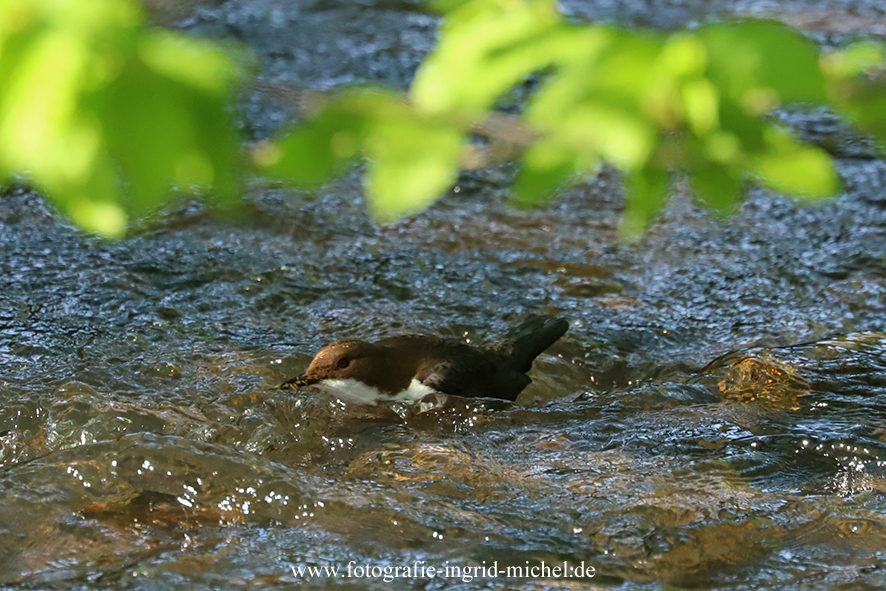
[416, 356, 529, 401]
[416, 360, 474, 397]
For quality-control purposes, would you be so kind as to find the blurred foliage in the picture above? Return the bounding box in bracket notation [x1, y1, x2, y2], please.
[0, 0, 245, 236]
[824, 43, 886, 153]
[255, 90, 464, 221]
[4, 0, 886, 237]
[261, 0, 886, 237]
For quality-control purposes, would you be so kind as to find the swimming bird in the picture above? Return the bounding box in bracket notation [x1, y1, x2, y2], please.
[280, 316, 568, 404]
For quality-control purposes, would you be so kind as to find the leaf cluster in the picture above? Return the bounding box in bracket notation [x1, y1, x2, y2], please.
[0, 0, 246, 236]
[260, 0, 886, 236]
[3, 0, 886, 237]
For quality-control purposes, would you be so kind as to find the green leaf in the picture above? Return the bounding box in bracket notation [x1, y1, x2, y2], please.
[258, 90, 410, 187]
[822, 42, 886, 79]
[0, 0, 245, 237]
[698, 20, 827, 111]
[562, 101, 658, 169]
[716, 96, 767, 153]
[828, 74, 886, 151]
[749, 128, 841, 197]
[526, 29, 662, 170]
[682, 78, 720, 135]
[824, 43, 886, 149]
[93, 42, 242, 214]
[65, 159, 128, 237]
[689, 161, 742, 214]
[138, 30, 242, 95]
[621, 166, 670, 239]
[364, 117, 464, 221]
[262, 90, 465, 221]
[256, 106, 367, 187]
[512, 138, 586, 206]
[0, 24, 96, 190]
[412, 0, 569, 117]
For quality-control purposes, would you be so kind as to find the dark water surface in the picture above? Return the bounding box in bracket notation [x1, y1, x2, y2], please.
[4, 0, 886, 589]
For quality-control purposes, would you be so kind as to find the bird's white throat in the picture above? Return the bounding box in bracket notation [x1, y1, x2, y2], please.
[315, 378, 435, 405]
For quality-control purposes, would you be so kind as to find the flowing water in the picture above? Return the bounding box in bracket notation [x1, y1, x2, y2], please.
[4, 0, 886, 589]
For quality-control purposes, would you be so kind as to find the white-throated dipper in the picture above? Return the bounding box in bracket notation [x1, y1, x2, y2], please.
[280, 316, 568, 404]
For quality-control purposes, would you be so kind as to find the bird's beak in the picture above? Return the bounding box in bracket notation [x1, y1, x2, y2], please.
[280, 373, 319, 390]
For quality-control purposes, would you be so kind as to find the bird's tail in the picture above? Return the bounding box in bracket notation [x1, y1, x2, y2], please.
[485, 315, 569, 372]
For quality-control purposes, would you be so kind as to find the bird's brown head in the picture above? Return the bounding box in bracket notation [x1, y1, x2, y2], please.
[281, 340, 383, 390]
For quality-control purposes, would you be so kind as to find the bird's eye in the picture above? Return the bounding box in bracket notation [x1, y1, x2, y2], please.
[337, 357, 350, 369]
